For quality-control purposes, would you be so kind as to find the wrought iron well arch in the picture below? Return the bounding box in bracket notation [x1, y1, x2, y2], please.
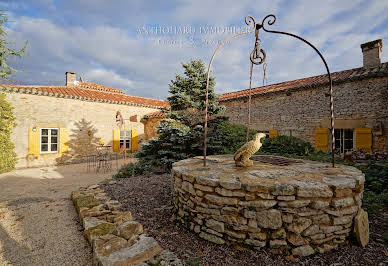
[203, 14, 335, 167]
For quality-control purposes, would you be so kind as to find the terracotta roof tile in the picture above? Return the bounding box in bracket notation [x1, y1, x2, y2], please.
[1, 82, 169, 108]
[220, 62, 388, 102]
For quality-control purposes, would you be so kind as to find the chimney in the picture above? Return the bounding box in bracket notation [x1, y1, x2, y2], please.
[361, 39, 383, 68]
[65, 72, 76, 86]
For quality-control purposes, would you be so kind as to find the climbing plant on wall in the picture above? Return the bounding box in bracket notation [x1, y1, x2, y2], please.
[0, 10, 27, 172]
[0, 92, 17, 173]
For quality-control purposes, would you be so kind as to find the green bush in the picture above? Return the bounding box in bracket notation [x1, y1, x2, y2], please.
[207, 119, 257, 155]
[357, 161, 388, 194]
[259, 135, 315, 156]
[0, 92, 17, 173]
[113, 161, 152, 178]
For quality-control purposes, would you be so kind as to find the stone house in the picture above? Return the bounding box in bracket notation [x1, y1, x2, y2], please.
[0, 72, 169, 168]
[220, 39, 388, 154]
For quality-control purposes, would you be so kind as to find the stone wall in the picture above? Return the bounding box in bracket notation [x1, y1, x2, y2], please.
[172, 155, 365, 256]
[221, 77, 388, 151]
[142, 117, 164, 140]
[4, 92, 161, 168]
[72, 181, 182, 266]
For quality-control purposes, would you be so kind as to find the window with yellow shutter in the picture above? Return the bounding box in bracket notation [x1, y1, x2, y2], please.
[355, 128, 372, 152]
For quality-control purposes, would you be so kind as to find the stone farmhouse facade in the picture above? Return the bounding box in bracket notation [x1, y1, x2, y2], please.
[220, 39, 388, 154]
[1, 72, 169, 168]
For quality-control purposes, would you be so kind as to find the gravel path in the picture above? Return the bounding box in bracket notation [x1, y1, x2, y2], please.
[102, 174, 388, 266]
[0, 159, 131, 266]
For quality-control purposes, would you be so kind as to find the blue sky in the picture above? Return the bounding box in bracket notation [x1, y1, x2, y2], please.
[1, 0, 387, 99]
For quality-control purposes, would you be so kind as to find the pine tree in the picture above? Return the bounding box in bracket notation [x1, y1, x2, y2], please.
[136, 59, 225, 171]
[0, 10, 27, 79]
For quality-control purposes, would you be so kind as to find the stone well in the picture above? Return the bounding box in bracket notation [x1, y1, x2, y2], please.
[171, 155, 365, 256]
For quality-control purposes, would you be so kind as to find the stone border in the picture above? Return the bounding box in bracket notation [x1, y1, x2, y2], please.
[71, 181, 182, 266]
[172, 155, 366, 257]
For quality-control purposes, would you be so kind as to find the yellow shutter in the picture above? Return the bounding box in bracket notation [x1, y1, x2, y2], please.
[28, 127, 40, 155]
[113, 129, 120, 152]
[59, 128, 69, 153]
[314, 128, 329, 152]
[269, 130, 278, 138]
[355, 128, 372, 152]
[131, 129, 138, 152]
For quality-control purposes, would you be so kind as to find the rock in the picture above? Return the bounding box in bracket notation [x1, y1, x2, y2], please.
[221, 207, 239, 216]
[287, 233, 308, 246]
[287, 218, 312, 234]
[199, 232, 225, 244]
[73, 195, 100, 213]
[311, 235, 335, 245]
[292, 245, 315, 257]
[195, 176, 219, 187]
[219, 179, 242, 190]
[225, 229, 246, 239]
[270, 240, 287, 248]
[195, 206, 220, 215]
[204, 228, 223, 237]
[97, 235, 163, 265]
[205, 219, 224, 233]
[93, 234, 128, 258]
[271, 228, 286, 239]
[83, 217, 106, 230]
[245, 193, 256, 200]
[331, 197, 354, 208]
[302, 224, 320, 236]
[249, 232, 267, 241]
[215, 187, 245, 197]
[84, 223, 116, 243]
[277, 195, 295, 201]
[334, 188, 353, 197]
[243, 210, 256, 220]
[309, 233, 325, 240]
[271, 182, 295, 196]
[354, 208, 369, 248]
[282, 213, 294, 223]
[80, 204, 111, 219]
[181, 181, 196, 195]
[256, 209, 282, 229]
[193, 183, 214, 192]
[88, 184, 100, 190]
[320, 225, 343, 234]
[204, 194, 238, 205]
[333, 215, 354, 225]
[279, 200, 311, 208]
[147, 249, 183, 266]
[105, 200, 121, 211]
[310, 201, 330, 210]
[212, 215, 247, 225]
[182, 173, 195, 183]
[322, 177, 356, 189]
[244, 239, 266, 247]
[239, 200, 277, 209]
[292, 180, 333, 198]
[248, 219, 257, 228]
[107, 211, 133, 225]
[325, 205, 359, 217]
[116, 221, 143, 240]
[257, 193, 275, 199]
[311, 214, 330, 224]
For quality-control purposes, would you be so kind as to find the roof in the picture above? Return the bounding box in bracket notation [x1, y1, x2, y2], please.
[220, 62, 388, 102]
[142, 110, 165, 119]
[0, 82, 169, 108]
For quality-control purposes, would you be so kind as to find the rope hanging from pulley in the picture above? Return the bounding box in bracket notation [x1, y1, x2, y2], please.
[246, 25, 266, 142]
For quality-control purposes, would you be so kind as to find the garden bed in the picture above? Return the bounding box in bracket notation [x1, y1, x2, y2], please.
[101, 174, 387, 265]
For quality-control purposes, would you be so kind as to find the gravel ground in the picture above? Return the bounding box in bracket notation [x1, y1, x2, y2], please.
[102, 174, 388, 266]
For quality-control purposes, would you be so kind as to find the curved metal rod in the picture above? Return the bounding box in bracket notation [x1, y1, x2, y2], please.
[203, 27, 255, 166]
[261, 14, 335, 167]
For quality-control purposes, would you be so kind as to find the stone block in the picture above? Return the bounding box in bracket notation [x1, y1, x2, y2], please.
[116, 221, 144, 240]
[292, 245, 315, 257]
[219, 179, 242, 190]
[97, 235, 163, 266]
[204, 194, 238, 205]
[205, 219, 224, 233]
[199, 232, 225, 244]
[278, 200, 310, 208]
[292, 180, 333, 198]
[270, 182, 295, 196]
[256, 209, 282, 229]
[287, 217, 312, 234]
[194, 183, 214, 192]
[239, 200, 277, 209]
[215, 187, 245, 197]
[331, 197, 354, 208]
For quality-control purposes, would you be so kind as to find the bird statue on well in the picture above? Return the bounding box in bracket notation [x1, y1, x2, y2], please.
[234, 133, 267, 167]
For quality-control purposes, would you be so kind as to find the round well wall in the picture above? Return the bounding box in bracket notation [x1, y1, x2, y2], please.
[171, 155, 365, 256]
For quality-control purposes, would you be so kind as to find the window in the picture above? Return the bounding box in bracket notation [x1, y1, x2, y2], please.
[120, 130, 131, 150]
[41, 128, 58, 153]
[334, 129, 354, 154]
